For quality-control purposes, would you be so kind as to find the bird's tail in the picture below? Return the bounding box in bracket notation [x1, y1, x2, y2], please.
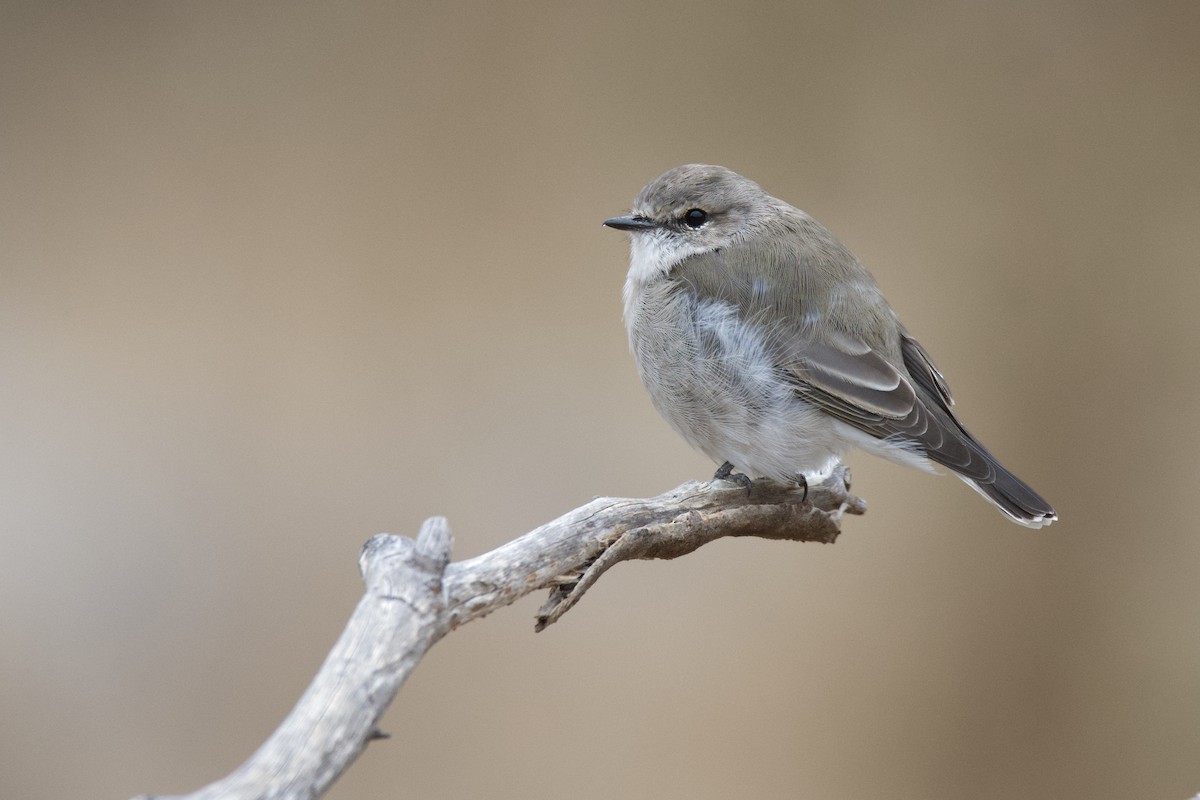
[954, 460, 1057, 529]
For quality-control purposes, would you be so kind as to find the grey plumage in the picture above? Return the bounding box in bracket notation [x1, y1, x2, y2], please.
[606, 164, 1056, 528]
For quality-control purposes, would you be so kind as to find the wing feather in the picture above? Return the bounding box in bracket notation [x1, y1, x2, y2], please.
[785, 333, 995, 480]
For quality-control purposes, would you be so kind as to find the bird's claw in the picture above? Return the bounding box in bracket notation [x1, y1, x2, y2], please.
[713, 461, 753, 496]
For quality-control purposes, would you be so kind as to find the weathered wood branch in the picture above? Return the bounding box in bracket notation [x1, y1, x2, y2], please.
[135, 468, 865, 800]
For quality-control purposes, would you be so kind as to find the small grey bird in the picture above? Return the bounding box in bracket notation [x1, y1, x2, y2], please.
[605, 164, 1056, 528]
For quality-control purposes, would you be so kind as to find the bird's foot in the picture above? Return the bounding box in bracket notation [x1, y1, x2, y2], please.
[713, 461, 753, 496]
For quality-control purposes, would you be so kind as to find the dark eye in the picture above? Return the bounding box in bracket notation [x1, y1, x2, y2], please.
[682, 208, 708, 228]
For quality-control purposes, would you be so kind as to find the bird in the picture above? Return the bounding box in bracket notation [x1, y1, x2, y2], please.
[604, 164, 1056, 528]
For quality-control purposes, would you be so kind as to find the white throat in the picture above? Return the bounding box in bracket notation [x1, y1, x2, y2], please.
[622, 230, 713, 323]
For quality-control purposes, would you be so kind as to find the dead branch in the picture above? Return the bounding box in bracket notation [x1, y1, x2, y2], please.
[135, 468, 864, 800]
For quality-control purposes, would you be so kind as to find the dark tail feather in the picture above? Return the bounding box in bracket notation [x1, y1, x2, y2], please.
[956, 459, 1057, 529]
[924, 423, 1057, 528]
[896, 333, 1056, 527]
[913, 393, 1057, 528]
[910, 414, 1057, 527]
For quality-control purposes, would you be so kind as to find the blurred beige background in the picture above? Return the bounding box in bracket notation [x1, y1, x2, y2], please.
[2, 2, 1198, 798]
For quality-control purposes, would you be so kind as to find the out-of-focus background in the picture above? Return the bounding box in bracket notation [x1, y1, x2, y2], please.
[2, 2, 1198, 798]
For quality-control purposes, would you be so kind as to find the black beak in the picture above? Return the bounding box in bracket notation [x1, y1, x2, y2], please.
[603, 215, 659, 232]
